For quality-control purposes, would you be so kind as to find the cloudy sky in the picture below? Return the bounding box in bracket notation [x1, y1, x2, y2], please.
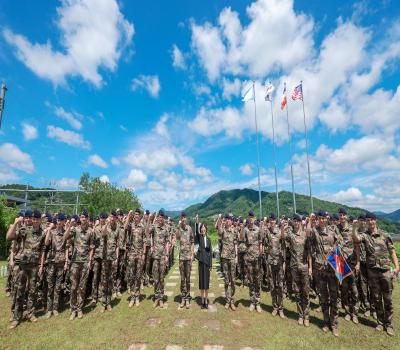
[0, 0, 399, 212]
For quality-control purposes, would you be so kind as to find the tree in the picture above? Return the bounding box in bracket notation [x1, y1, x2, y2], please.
[78, 173, 141, 216]
[0, 198, 17, 259]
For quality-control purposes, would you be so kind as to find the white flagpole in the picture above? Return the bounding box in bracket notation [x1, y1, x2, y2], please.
[267, 83, 280, 217]
[300, 80, 314, 213]
[284, 82, 297, 214]
[252, 81, 263, 219]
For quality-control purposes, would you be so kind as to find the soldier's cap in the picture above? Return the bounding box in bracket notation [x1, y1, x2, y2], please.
[33, 209, 42, 218]
[111, 209, 117, 217]
[158, 209, 165, 217]
[81, 210, 89, 218]
[145, 209, 150, 215]
[269, 213, 277, 220]
[238, 218, 243, 224]
[338, 207, 347, 215]
[181, 211, 187, 218]
[100, 212, 108, 219]
[18, 211, 25, 218]
[72, 214, 80, 223]
[248, 210, 255, 217]
[365, 212, 376, 220]
[58, 213, 66, 221]
[52, 217, 57, 224]
[135, 208, 141, 214]
[292, 213, 302, 222]
[349, 215, 355, 222]
[224, 213, 232, 220]
[46, 212, 52, 220]
[358, 213, 366, 221]
[66, 215, 71, 220]
[24, 209, 33, 218]
[332, 213, 339, 220]
[317, 210, 327, 217]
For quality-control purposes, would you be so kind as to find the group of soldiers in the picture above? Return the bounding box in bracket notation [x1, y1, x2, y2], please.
[216, 208, 399, 337]
[4, 206, 399, 338]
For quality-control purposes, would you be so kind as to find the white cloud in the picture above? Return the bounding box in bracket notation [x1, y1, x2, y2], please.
[221, 78, 241, 100]
[220, 165, 230, 173]
[3, 0, 134, 87]
[123, 169, 147, 189]
[0, 168, 19, 183]
[330, 187, 363, 203]
[47, 125, 90, 149]
[240, 163, 253, 176]
[171, 44, 186, 70]
[54, 106, 82, 130]
[54, 177, 79, 189]
[154, 114, 169, 138]
[0, 143, 34, 173]
[148, 181, 163, 191]
[99, 175, 110, 183]
[124, 147, 178, 171]
[131, 74, 161, 98]
[21, 123, 38, 141]
[88, 154, 108, 168]
[111, 157, 120, 166]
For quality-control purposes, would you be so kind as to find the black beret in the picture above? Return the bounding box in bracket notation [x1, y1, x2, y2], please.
[81, 210, 89, 218]
[269, 213, 276, 220]
[181, 211, 187, 217]
[18, 211, 25, 217]
[135, 208, 141, 214]
[100, 212, 108, 219]
[349, 215, 355, 222]
[248, 210, 255, 217]
[366, 212, 376, 220]
[111, 209, 117, 217]
[33, 209, 42, 218]
[145, 209, 150, 215]
[46, 212, 52, 220]
[24, 209, 33, 218]
[338, 207, 347, 215]
[158, 209, 165, 217]
[239, 218, 243, 224]
[224, 213, 231, 219]
[52, 217, 57, 224]
[293, 213, 302, 222]
[317, 210, 327, 217]
[72, 214, 80, 224]
[358, 213, 366, 220]
[332, 213, 339, 220]
[58, 213, 66, 221]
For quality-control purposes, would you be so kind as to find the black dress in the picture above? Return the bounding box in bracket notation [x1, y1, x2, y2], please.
[195, 223, 212, 290]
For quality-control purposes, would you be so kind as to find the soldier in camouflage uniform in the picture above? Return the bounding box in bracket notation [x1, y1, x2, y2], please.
[237, 218, 247, 287]
[176, 212, 195, 309]
[91, 212, 107, 305]
[7, 209, 45, 329]
[142, 210, 153, 286]
[352, 212, 399, 336]
[308, 211, 340, 336]
[125, 208, 146, 307]
[264, 213, 286, 317]
[99, 210, 120, 312]
[337, 208, 360, 324]
[64, 210, 94, 320]
[217, 213, 238, 310]
[113, 209, 126, 298]
[44, 213, 68, 318]
[241, 210, 263, 312]
[286, 213, 311, 327]
[148, 209, 170, 308]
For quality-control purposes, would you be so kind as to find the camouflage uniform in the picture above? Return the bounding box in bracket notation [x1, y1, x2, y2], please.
[243, 224, 262, 306]
[69, 225, 94, 314]
[176, 224, 194, 303]
[286, 226, 310, 322]
[114, 222, 127, 294]
[149, 223, 170, 302]
[338, 222, 359, 319]
[237, 236, 247, 286]
[100, 223, 119, 307]
[46, 227, 67, 313]
[309, 225, 339, 329]
[265, 225, 285, 312]
[13, 225, 45, 321]
[142, 216, 153, 285]
[219, 226, 238, 304]
[357, 227, 371, 313]
[127, 221, 146, 300]
[361, 229, 395, 330]
[91, 224, 106, 303]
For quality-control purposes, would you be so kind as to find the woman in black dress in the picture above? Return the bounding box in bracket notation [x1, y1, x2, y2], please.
[195, 215, 212, 309]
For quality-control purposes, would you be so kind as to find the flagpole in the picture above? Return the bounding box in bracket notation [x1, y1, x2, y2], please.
[284, 82, 297, 214]
[252, 81, 263, 219]
[267, 86, 280, 217]
[300, 80, 314, 213]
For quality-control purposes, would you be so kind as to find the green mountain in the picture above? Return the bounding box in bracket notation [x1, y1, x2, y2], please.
[183, 189, 400, 234]
[376, 209, 400, 222]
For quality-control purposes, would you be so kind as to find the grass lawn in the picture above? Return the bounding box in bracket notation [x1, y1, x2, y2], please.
[0, 258, 399, 350]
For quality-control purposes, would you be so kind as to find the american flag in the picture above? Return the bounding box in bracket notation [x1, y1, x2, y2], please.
[292, 83, 303, 100]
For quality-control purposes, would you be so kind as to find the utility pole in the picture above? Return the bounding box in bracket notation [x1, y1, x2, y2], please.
[0, 84, 8, 129]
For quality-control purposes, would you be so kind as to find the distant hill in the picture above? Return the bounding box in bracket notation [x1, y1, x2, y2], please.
[182, 189, 400, 234]
[376, 209, 400, 222]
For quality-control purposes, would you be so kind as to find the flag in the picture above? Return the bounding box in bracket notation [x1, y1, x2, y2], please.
[281, 84, 287, 110]
[292, 83, 303, 100]
[326, 243, 352, 284]
[265, 82, 275, 101]
[242, 83, 254, 102]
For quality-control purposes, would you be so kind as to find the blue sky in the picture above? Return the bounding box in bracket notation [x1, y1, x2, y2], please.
[0, 0, 399, 212]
